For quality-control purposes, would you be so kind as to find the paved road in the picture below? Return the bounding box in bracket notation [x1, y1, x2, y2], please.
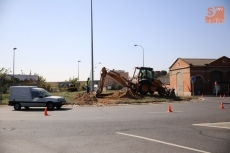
[0, 97, 230, 153]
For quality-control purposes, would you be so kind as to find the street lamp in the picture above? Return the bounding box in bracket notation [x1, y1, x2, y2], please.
[91, 0, 94, 91]
[78, 61, 81, 88]
[134, 44, 144, 67]
[13, 48, 17, 85]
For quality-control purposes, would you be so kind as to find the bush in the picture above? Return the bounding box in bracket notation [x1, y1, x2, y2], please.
[111, 83, 123, 90]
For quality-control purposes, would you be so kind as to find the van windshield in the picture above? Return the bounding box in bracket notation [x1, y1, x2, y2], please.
[40, 89, 52, 97]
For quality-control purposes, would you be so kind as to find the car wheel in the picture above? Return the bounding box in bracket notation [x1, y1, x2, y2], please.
[14, 103, 21, 110]
[25, 106, 30, 110]
[47, 102, 54, 110]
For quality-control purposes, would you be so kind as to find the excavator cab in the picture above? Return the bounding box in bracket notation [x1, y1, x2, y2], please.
[131, 67, 154, 95]
[133, 67, 154, 82]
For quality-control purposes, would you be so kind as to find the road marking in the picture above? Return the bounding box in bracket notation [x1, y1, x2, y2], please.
[193, 122, 230, 130]
[116, 132, 210, 153]
[19, 115, 58, 117]
[148, 111, 183, 113]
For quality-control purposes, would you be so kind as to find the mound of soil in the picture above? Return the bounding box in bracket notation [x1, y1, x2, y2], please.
[73, 92, 97, 105]
[72, 90, 142, 105]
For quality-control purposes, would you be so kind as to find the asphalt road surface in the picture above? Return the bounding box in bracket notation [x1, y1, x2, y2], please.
[0, 97, 230, 153]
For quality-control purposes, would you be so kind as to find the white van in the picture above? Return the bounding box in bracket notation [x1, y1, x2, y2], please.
[8, 86, 66, 110]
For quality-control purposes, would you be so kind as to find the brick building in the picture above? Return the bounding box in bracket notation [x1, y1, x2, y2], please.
[169, 56, 230, 96]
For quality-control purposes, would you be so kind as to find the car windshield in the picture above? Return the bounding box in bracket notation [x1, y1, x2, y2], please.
[40, 89, 52, 97]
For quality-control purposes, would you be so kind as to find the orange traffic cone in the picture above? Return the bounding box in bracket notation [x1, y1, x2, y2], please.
[44, 108, 48, 116]
[220, 102, 225, 109]
[167, 104, 173, 112]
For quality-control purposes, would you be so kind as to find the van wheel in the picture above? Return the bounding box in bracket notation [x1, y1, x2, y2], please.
[47, 102, 54, 110]
[25, 107, 29, 110]
[14, 103, 21, 110]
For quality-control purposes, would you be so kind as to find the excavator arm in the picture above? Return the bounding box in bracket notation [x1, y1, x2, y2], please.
[96, 67, 132, 97]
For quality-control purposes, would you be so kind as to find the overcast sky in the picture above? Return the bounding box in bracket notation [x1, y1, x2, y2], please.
[1, 0, 229, 82]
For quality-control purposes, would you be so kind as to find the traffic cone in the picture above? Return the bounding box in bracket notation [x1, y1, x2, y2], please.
[167, 104, 173, 112]
[224, 94, 225, 98]
[44, 108, 48, 116]
[220, 94, 222, 98]
[220, 102, 225, 109]
[201, 94, 204, 98]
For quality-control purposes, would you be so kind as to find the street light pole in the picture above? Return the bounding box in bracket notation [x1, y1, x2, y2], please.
[91, 0, 94, 91]
[134, 44, 144, 67]
[13, 48, 17, 85]
[89, 62, 101, 90]
[78, 61, 81, 88]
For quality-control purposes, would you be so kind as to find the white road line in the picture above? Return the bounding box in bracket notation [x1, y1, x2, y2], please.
[148, 111, 183, 113]
[19, 115, 58, 117]
[116, 132, 211, 153]
[193, 122, 230, 130]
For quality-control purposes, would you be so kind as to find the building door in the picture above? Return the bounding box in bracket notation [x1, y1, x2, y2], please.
[210, 70, 223, 94]
[194, 76, 203, 95]
[176, 72, 183, 96]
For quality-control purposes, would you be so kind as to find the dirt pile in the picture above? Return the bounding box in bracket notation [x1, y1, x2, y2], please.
[111, 90, 141, 99]
[72, 90, 141, 105]
[73, 92, 97, 105]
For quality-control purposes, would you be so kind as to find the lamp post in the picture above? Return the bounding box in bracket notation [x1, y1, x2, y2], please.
[91, 0, 94, 91]
[78, 61, 81, 88]
[89, 62, 101, 90]
[134, 44, 144, 67]
[13, 48, 17, 85]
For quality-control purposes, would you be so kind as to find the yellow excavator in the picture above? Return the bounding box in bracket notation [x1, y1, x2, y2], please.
[96, 67, 175, 97]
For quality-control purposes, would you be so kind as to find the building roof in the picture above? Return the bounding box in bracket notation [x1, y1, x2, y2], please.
[169, 56, 230, 69]
[181, 58, 216, 66]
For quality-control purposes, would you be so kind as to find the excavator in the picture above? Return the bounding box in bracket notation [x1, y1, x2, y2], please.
[95, 67, 175, 97]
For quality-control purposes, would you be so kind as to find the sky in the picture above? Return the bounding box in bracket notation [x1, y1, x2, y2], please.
[0, 0, 229, 82]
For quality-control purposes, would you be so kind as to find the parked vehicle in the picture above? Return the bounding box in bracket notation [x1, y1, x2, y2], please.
[8, 86, 66, 110]
[67, 83, 78, 92]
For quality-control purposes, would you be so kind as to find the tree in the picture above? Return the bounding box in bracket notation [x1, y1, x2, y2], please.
[35, 74, 46, 87]
[65, 76, 78, 86]
[0, 67, 12, 93]
[160, 70, 167, 77]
